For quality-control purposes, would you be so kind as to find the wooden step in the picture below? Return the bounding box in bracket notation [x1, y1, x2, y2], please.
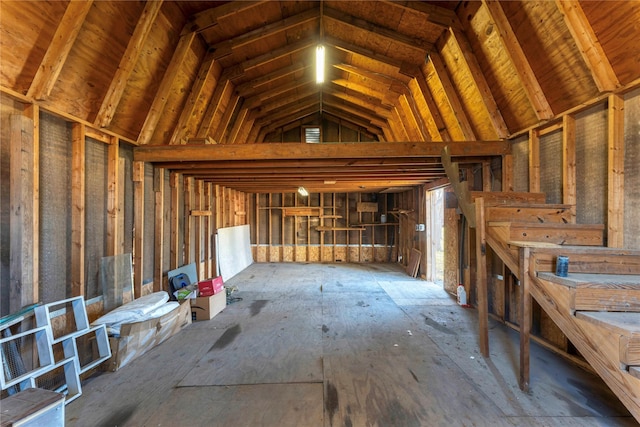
[471, 191, 547, 205]
[485, 204, 574, 224]
[531, 248, 640, 275]
[537, 272, 640, 312]
[576, 311, 640, 366]
[630, 366, 640, 379]
[488, 222, 604, 246]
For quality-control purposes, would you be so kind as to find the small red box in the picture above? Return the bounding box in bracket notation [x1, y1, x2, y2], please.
[198, 276, 224, 297]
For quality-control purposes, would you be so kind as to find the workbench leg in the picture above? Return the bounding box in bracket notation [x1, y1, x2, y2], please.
[519, 247, 531, 391]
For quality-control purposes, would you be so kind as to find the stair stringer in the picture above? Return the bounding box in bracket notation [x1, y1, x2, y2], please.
[530, 274, 640, 421]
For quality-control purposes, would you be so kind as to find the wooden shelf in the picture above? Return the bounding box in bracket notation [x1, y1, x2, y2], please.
[316, 226, 366, 231]
[351, 223, 398, 226]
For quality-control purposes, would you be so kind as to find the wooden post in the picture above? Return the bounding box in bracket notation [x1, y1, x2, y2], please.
[106, 137, 119, 256]
[563, 115, 577, 220]
[204, 183, 212, 278]
[132, 161, 144, 298]
[528, 129, 540, 193]
[169, 172, 179, 269]
[607, 94, 625, 248]
[194, 179, 203, 279]
[475, 197, 489, 357]
[519, 246, 532, 391]
[183, 177, 192, 264]
[9, 115, 36, 311]
[71, 123, 86, 297]
[154, 168, 164, 292]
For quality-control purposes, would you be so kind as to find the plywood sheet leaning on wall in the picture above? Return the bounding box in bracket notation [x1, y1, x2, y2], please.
[217, 224, 253, 282]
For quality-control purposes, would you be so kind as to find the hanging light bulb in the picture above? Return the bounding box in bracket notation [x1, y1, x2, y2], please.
[316, 45, 325, 84]
[298, 186, 309, 196]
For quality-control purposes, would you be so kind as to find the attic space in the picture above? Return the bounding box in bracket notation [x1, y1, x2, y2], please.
[1, 1, 640, 425]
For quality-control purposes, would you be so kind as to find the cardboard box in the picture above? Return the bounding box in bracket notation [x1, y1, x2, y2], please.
[190, 291, 226, 321]
[198, 276, 224, 296]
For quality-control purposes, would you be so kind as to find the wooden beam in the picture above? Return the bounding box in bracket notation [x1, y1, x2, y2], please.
[106, 136, 120, 256]
[138, 31, 196, 145]
[154, 167, 165, 293]
[194, 179, 203, 280]
[169, 172, 180, 269]
[213, 93, 241, 143]
[482, 0, 554, 121]
[607, 94, 625, 248]
[136, 141, 510, 163]
[226, 107, 249, 145]
[323, 6, 432, 53]
[518, 246, 532, 391]
[197, 78, 233, 139]
[554, 0, 619, 92]
[325, 36, 406, 72]
[427, 53, 477, 140]
[132, 161, 144, 297]
[475, 197, 489, 357]
[183, 177, 192, 264]
[71, 123, 86, 297]
[398, 94, 429, 141]
[27, 1, 93, 100]
[23, 105, 40, 307]
[170, 52, 220, 144]
[448, 26, 509, 138]
[95, 0, 163, 128]
[182, 1, 268, 34]
[9, 115, 36, 311]
[528, 129, 541, 193]
[381, 0, 460, 29]
[211, 8, 318, 61]
[562, 115, 577, 220]
[410, 76, 449, 141]
[441, 146, 476, 228]
[235, 62, 310, 98]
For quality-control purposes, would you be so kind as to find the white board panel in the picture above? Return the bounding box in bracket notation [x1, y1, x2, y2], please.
[217, 224, 253, 282]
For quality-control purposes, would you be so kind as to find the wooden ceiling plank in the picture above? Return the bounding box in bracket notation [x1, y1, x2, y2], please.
[95, 0, 163, 128]
[169, 51, 219, 145]
[323, 97, 379, 126]
[211, 8, 319, 61]
[399, 93, 430, 142]
[325, 36, 406, 72]
[323, 88, 392, 118]
[257, 97, 318, 126]
[27, 1, 94, 100]
[213, 92, 241, 143]
[322, 103, 381, 132]
[427, 52, 477, 140]
[329, 79, 394, 105]
[389, 108, 409, 141]
[235, 62, 310, 97]
[234, 112, 256, 144]
[226, 108, 250, 145]
[448, 26, 509, 139]
[197, 77, 233, 139]
[482, 0, 554, 121]
[138, 31, 196, 145]
[554, 0, 620, 92]
[135, 141, 511, 163]
[182, 1, 269, 35]
[244, 76, 316, 109]
[382, 0, 460, 29]
[260, 105, 319, 134]
[252, 87, 319, 118]
[409, 77, 446, 141]
[240, 38, 316, 73]
[323, 6, 433, 53]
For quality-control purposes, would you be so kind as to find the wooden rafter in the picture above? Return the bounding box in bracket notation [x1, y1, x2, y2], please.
[482, 0, 554, 121]
[138, 31, 196, 145]
[448, 26, 509, 139]
[170, 51, 221, 145]
[182, 1, 268, 35]
[197, 77, 233, 139]
[381, 0, 460, 29]
[554, 0, 619, 92]
[27, 1, 93, 100]
[212, 92, 241, 143]
[95, 0, 163, 128]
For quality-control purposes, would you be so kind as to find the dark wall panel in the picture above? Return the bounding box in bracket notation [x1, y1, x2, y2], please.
[539, 130, 563, 204]
[624, 88, 640, 249]
[85, 138, 108, 299]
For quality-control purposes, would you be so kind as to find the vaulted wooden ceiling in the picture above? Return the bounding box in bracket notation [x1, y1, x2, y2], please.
[1, 1, 639, 193]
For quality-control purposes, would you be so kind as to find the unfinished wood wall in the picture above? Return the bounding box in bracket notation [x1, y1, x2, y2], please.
[446, 90, 640, 359]
[249, 191, 422, 267]
[0, 94, 249, 317]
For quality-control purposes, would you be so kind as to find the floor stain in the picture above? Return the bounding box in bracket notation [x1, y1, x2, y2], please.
[209, 324, 241, 351]
[250, 299, 269, 317]
[422, 314, 456, 335]
[325, 382, 339, 426]
[379, 399, 421, 427]
[97, 404, 137, 427]
[322, 324, 329, 333]
[356, 301, 370, 307]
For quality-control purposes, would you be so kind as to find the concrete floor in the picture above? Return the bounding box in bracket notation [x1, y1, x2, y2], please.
[66, 263, 636, 426]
